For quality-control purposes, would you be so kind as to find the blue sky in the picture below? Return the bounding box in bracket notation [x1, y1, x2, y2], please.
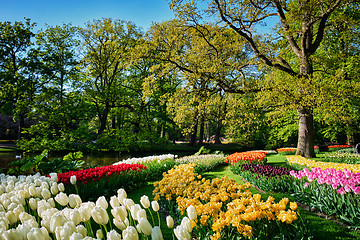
[0, 0, 175, 31]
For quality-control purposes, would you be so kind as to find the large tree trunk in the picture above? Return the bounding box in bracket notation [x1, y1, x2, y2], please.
[296, 107, 315, 158]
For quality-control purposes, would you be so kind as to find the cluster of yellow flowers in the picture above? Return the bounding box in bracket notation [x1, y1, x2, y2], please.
[287, 155, 360, 173]
[153, 163, 298, 239]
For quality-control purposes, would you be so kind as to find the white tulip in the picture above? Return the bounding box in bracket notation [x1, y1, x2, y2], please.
[41, 181, 49, 190]
[58, 183, 65, 192]
[49, 173, 58, 182]
[2, 228, 22, 240]
[69, 232, 84, 240]
[151, 226, 164, 240]
[166, 215, 174, 228]
[47, 198, 55, 208]
[122, 226, 139, 240]
[50, 183, 59, 195]
[5, 211, 17, 225]
[174, 225, 191, 240]
[140, 195, 150, 209]
[76, 224, 87, 237]
[91, 206, 109, 225]
[137, 209, 147, 220]
[50, 213, 66, 233]
[41, 188, 52, 200]
[151, 201, 159, 212]
[96, 196, 108, 209]
[107, 229, 122, 240]
[111, 206, 127, 222]
[55, 192, 69, 207]
[16, 222, 31, 239]
[186, 205, 197, 221]
[138, 217, 152, 236]
[109, 196, 120, 208]
[96, 229, 104, 239]
[19, 189, 30, 199]
[124, 198, 135, 210]
[34, 179, 42, 187]
[113, 218, 128, 231]
[117, 189, 127, 204]
[181, 216, 192, 232]
[70, 209, 81, 225]
[19, 212, 35, 224]
[70, 175, 77, 185]
[27, 227, 50, 240]
[130, 204, 141, 220]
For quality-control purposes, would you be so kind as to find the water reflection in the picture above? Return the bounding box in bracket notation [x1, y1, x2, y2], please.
[0, 151, 181, 170]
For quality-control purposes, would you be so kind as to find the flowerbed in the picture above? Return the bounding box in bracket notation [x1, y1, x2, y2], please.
[225, 151, 267, 165]
[175, 154, 225, 173]
[56, 163, 146, 201]
[0, 172, 174, 240]
[290, 167, 360, 227]
[323, 152, 360, 164]
[328, 145, 354, 151]
[113, 154, 176, 165]
[230, 163, 293, 192]
[276, 148, 296, 155]
[153, 163, 309, 239]
[286, 155, 360, 173]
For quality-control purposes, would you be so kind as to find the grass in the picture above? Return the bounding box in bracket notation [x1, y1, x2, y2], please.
[126, 161, 360, 240]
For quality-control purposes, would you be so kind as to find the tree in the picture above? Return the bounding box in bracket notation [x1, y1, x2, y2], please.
[169, 0, 358, 157]
[143, 20, 252, 144]
[0, 19, 36, 139]
[78, 18, 142, 135]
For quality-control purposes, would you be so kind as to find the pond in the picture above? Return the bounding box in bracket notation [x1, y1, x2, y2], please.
[0, 150, 196, 170]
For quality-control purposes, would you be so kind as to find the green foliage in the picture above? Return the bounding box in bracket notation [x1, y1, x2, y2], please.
[7, 150, 84, 175]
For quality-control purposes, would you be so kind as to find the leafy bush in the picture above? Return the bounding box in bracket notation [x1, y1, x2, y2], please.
[323, 152, 360, 164]
[7, 150, 84, 175]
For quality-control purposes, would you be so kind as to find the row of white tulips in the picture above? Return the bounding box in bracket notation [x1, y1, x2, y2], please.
[112, 154, 177, 166]
[0, 172, 196, 240]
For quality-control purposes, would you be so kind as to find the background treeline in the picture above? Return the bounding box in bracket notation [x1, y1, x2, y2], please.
[0, 3, 359, 153]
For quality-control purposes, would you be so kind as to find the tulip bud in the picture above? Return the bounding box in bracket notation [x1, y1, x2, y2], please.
[122, 226, 139, 240]
[117, 188, 127, 204]
[96, 229, 103, 239]
[140, 195, 150, 209]
[69, 232, 83, 240]
[107, 229, 122, 240]
[96, 196, 108, 209]
[137, 209, 146, 220]
[55, 192, 69, 207]
[186, 205, 197, 221]
[70, 209, 81, 225]
[19, 190, 30, 199]
[49, 173, 58, 182]
[29, 185, 36, 197]
[113, 218, 127, 231]
[2, 229, 22, 240]
[76, 224, 87, 237]
[174, 225, 191, 240]
[138, 217, 152, 235]
[41, 188, 51, 200]
[27, 227, 50, 240]
[70, 175, 77, 185]
[29, 198, 37, 210]
[5, 211, 17, 225]
[111, 206, 127, 222]
[166, 215, 174, 228]
[91, 206, 109, 225]
[181, 217, 192, 232]
[69, 194, 81, 208]
[47, 198, 55, 208]
[50, 183, 59, 195]
[151, 226, 164, 240]
[109, 196, 120, 208]
[151, 201, 159, 212]
[58, 183, 65, 192]
[130, 204, 141, 221]
[50, 213, 66, 233]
